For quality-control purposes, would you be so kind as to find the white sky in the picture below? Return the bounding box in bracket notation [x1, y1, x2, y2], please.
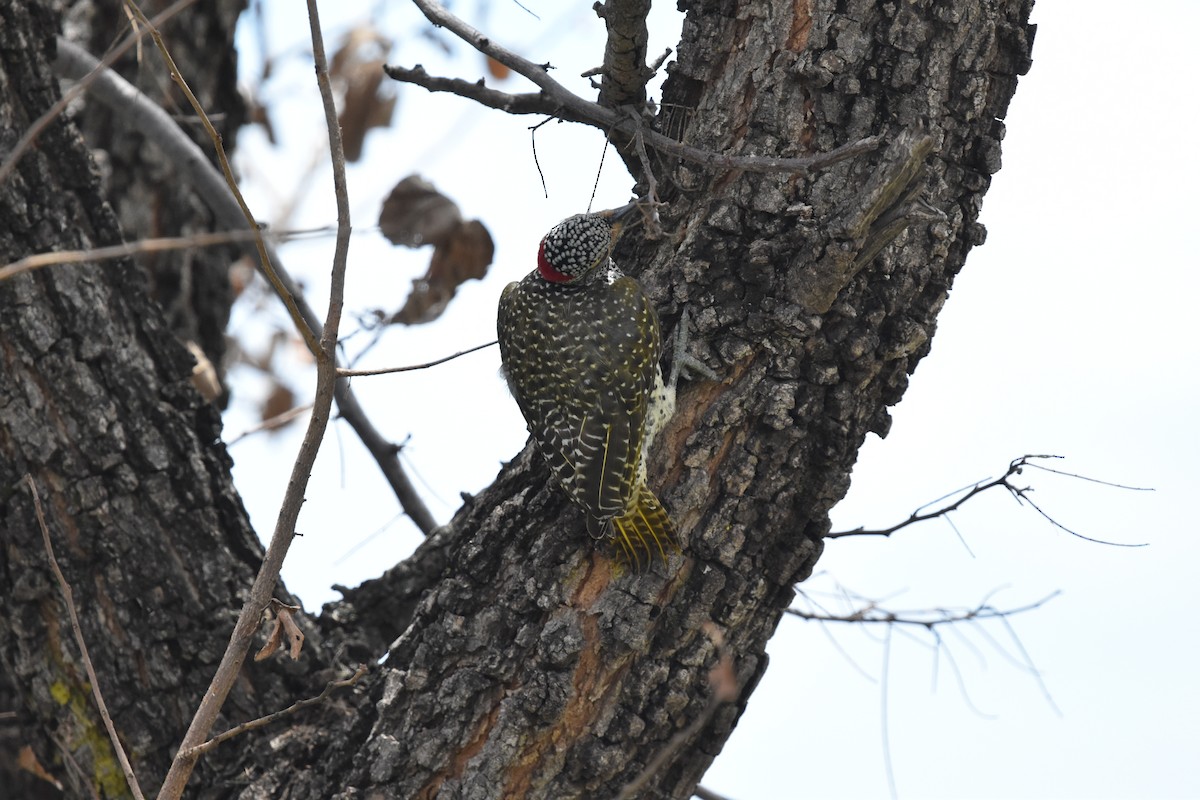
[225, 2, 1200, 798]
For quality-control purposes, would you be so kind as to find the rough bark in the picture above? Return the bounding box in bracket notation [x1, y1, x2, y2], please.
[0, 0, 1034, 798]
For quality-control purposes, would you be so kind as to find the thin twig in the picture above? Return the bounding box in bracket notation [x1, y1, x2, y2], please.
[25, 476, 146, 800]
[881, 626, 897, 800]
[627, 108, 661, 230]
[826, 454, 1150, 546]
[226, 403, 314, 446]
[0, 228, 327, 283]
[180, 665, 368, 759]
[0, 0, 198, 189]
[52, 732, 100, 800]
[52, 36, 436, 534]
[785, 591, 1059, 627]
[156, 3, 355, 796]
[400, 0, 883, 175]
[336, 340, 496, 377]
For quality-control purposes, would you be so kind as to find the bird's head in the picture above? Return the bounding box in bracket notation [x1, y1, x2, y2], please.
[536, 201, 637, 284]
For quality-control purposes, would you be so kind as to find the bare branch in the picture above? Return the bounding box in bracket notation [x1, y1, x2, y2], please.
[382, 64, 563, 117]
[647, 47, 673, 77]
[53, 34, 436, 535]
[880, 627, 897, 800]
[785, 591, 1060, 627]
[226, 403, 314, 446]
[400, 0, 883, 175]
[157, 3, 355, 795]
[826, 454, 1150, 547]
[179, 665, 368, 760]
[336, 340, 496, 377]
[0, 228, 321, 283]
[25, 476, 146, 800]
[626, 108, 661, 217]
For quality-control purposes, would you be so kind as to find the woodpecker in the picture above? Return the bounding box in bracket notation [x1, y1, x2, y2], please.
[497, 203, 676, 569]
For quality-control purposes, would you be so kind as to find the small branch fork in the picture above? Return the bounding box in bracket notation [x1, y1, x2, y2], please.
[826, 454, 1152, 547]
[178, 665, 368, 760]
[395, 0, 882, 176]
[156, 2, 353, 796]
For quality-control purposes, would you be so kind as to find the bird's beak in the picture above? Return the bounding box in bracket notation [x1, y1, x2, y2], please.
[602, 199, 642, 237]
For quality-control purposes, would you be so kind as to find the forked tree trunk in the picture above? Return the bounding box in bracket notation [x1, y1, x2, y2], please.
[0, 1, 1033, 798]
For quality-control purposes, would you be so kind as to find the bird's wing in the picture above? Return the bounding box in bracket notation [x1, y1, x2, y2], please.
[498, 275, 661, 522]
[554, 278, 660, 520]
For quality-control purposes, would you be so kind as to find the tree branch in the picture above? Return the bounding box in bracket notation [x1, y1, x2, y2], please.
[400, 0, 883, 175]
[179, 665, 367, 759]
[157, 3, 353, 795]
[826, 454, 1150, 547]
[382, 65, 564, 117]
[785, 591, 1060, 627]
[53, 36, 437, 535]
[120, 0, 320, 359]
[336, 340, 495, 377]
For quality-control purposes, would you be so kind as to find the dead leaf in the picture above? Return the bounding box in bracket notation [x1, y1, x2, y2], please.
[486, 56, 511, 80]
[186, 340, 222, 402]
[392, 220, 494, 325]
[18, 745, 63, 790]
[261, 381, 295, 425]
[255, 601, 305, 662]
[339, 60, 397, 162]
[379, 175, 494, 325]
[331, 26, 397, 162]
[246, 95, 277, 145]
[378, 175, 463, 247]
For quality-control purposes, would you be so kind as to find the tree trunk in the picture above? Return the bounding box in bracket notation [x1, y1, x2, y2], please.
[0, 0, 1034, 798]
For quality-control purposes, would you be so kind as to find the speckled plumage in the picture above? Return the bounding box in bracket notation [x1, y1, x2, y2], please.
[497, 212, 676, 568]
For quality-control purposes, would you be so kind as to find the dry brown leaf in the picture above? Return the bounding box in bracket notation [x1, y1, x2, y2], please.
[378, 175, 463, 248]
[431, 220, 495, 285]
[253, 617, 282, 661]
[392, 220, 494, 325]
[280, 608, 306, 660]
[255, 601, 305, 662]
[246, 95, 277, 145]
[18, 744, 63, 790]
[186, 340, 222, 402]
[261, 381, 295, 425]
[338, 60, 396, 162]
[332, 26, 397, 162]
[486, 56, 511, 80]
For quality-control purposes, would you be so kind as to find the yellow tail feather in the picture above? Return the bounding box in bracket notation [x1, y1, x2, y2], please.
[610, 487, 677, 572]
